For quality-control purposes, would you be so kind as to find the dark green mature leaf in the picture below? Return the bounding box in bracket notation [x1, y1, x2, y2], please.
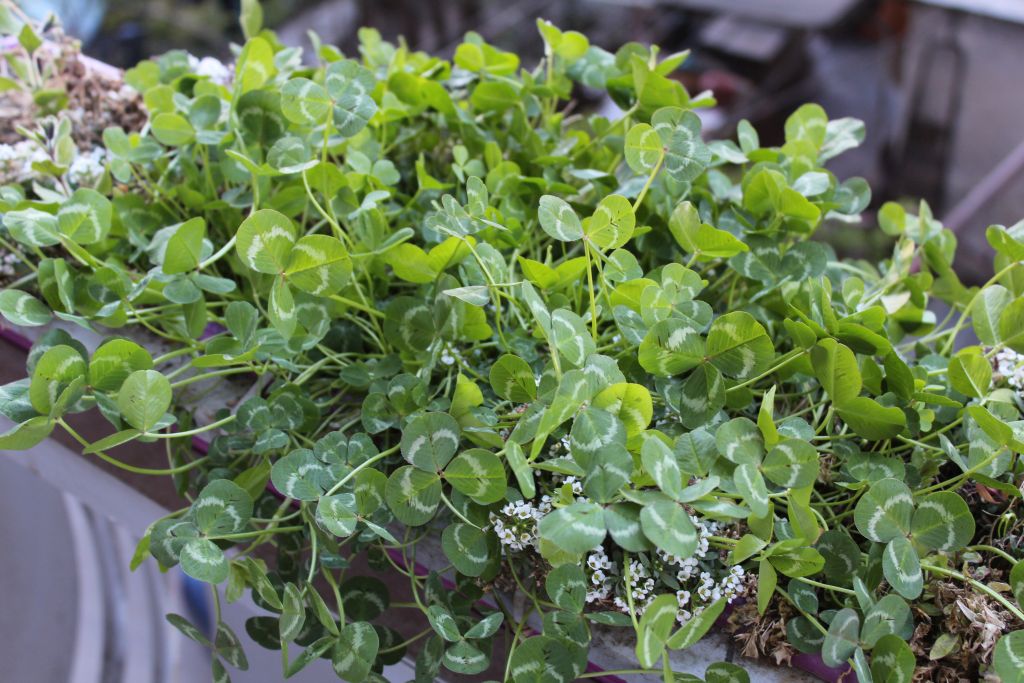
[911, 491, 974, 551]
[854, 478, 914, 542]
[821, 608, 859, 667]
[385, 466, 441, 525]
[325, 60, 378, 137]
[401, 412, 461, 471]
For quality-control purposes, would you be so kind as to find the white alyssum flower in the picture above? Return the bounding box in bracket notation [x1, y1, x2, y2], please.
[188, 54, 232, 86]
[0, 250, 18, 278]
[995, 349, 1024, 393]
[610, 513, 746, 625]
[489, 496, 552, 552]
[584, 544, 615, 603]
[0, 140, 49, 184]
[67, 147, 106, 187]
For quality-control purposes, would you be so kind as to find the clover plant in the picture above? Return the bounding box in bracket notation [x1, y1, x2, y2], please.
[3, 4, 1024, 682]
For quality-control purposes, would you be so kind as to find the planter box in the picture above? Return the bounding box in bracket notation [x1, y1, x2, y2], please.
[2, 320, 831, 682]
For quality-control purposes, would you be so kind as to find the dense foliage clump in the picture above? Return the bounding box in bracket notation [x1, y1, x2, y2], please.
[2, 4, 1024, 681]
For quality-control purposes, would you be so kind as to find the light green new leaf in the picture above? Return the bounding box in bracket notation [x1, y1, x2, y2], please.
[973, 285, 1011, 346]
[624, 122, 662, 174]
[489, 354, 536, 402]
[638, 318, 705, 377]
[28, 344, 86, 413]
[235, 209, 298, 274]
[706, 312, 774, 379]
[89, 339, 154, 392]
[401, 412, 461, 472]
[591, 382, 652, 437]
[538, 195, 584, 242]
[948, 348, 992, 398]
[0, 415, 54, 450]
[636, 593, 677, 668]
[280, 77, 331, 125]
[666, 598, 726, 650]
[537, 501, 606, 555]
[785, 103, 827, 148]
[810, 339, 861, 405]
[115, 369, 171, 432]
[999, 297, 1024, 353]
[285, 234, 352, 296]
[668, 201, 747, 260]
[58, 188, 112, 244]
[853, 478, 914, 542]
[504, 439, 535, 498]
[585, 194, 635, 250]
[152, 112, 195, 146]
[837, 397, 906, 440]
[0, 289, 51, 326]
[164, 217, 206, 274]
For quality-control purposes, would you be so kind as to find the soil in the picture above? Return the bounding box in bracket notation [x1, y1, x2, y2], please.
[0, 36, 146, 149]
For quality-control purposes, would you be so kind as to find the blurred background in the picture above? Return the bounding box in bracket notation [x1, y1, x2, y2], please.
[20, 0, 1024, 281]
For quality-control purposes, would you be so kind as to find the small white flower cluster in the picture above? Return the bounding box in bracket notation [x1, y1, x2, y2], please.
[584, 544, 615, 603]
[608, 512, 746, 625]
[613, 558, 657, 614]
[490, 496, 553, 552]
[67, 147, 106, 187]
[0, 250, 19, 279]
[0, 140, 48, 184]
[995, 349, 1024, 394]
[554, 473, 584, 497]
[188, 54, 232, 86]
